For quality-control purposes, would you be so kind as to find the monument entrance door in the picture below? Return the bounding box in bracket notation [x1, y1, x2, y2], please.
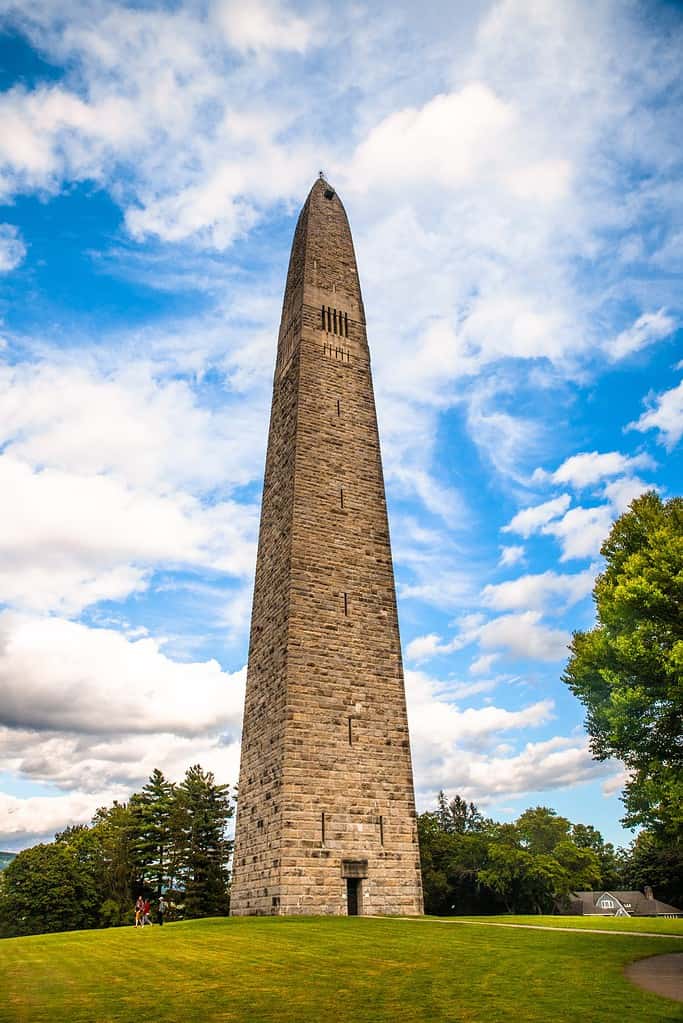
[346, 878, 361, 916]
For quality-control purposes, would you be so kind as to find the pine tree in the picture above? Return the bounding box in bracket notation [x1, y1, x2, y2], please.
[129, 769, 176, 898]
[175, 765, 233, 917]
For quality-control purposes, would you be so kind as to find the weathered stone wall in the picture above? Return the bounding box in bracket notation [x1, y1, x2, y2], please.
[230, 178, 423, 916]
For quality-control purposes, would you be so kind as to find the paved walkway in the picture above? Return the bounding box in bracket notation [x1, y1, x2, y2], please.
[393, 917, 683, 940]
[625, 953, 683, 1002]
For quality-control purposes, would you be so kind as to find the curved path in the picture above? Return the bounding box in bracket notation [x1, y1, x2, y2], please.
[625, 953, 683, 1003]
[393, 917, 683, 939]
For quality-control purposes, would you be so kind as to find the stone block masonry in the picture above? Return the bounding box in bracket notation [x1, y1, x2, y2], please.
[230, 177, 424, 916]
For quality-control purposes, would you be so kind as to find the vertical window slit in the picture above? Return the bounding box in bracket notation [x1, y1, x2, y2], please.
[333, 309, 338, 334]
[321, 811, 326, 846]
[348, 717, 353, 745]
[343, 592, 348, 616]
[336, 398, 341, 417]
[321, 305, 326, 330]
[344, 312, 349, 337]
[379, 815, 384, 846]
[340, 486, 344, 509]
[327, 307, 332, 332]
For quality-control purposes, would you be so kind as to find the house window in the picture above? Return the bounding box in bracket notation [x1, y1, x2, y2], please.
[599, 898, 615, 909]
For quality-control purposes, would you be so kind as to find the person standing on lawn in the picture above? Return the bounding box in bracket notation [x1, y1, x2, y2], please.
[158, 895, 167, 926]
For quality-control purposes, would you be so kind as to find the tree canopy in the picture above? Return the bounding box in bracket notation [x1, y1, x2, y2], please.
[562, 492, 682, 839]
[0, 766, 234, 938]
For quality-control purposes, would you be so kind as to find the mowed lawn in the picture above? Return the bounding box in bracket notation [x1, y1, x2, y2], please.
[453, 914, 683, 935]
[1, 916, 682, 1023]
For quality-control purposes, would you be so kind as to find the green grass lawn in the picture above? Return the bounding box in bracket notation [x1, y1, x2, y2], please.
[451, 914, 683, 935]
[0, 916, 681, 1023]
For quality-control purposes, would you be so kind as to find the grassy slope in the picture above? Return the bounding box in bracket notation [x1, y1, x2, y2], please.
[1, 916, 682, 1023]
[452, 915, 683, 935]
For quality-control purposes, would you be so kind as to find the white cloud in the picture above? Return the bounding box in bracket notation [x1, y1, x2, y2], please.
[482, 568, 594, 613]
[503, 494, 571, 537]
[504, 490, 616, 564]
[0, 454, 257, 613]
[536, 450, 656, 489]
[607, 309, 676, 361]
[0, 788, 124, 843]
[350, 84, 517, 193]
[603, 476, 653, 514]
[498, 545, 525, 567]
[468, 653, 500, 676]
[476, 611, 570, 662]
[413, 735, 610, 804]
[0, 358, 265, 492]
[628, 379, 683, 449]
[0, 612, 245, 736]
[407, 609, 570, 665]
[212, 0, 313, 54]
[0, 224, 26, 271]
[404, 670, 608, 803]
[542, 503, 614, 562]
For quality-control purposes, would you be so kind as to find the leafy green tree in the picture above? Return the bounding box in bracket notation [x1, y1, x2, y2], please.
[516, 807, 571, 854]
[175, 765, 234, 917]
[417, 809, 500, 915]
[130, 769, 176, 898]
[563, 492, 683, 839]
[571, 823, 624, 890]
[436, 791, 488, 834]
[622, 830, 683, 909]
[0, 843, 97, 937]
[91, 802, 137, 924]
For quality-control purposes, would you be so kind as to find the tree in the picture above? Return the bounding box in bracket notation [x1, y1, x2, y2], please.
[130, 769, 176, 898]
[175, 765, 234, 917]
[571, 823, 624, 890]
[563, 492, 683, 839]
[0, 843, 98, 937]
[436, 791, 488, 834]
[90, 802, 136, 924]
[622, 830, 683, 910]
[516, 807, 571, 854]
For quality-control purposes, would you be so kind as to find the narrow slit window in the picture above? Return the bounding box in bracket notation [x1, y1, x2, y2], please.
[336, 398, 341, 417]
[344, 312, 349, 337]
[348, 717, 353, 745]
[321, 811, 326, 845]
[333, 309, 338, 334]
[327, 307, 332, 332]
[321, 305, 326, 330]
[340, 486, 344, 509]
[343, 592, 348, 616]
[379, 815, 384, 846]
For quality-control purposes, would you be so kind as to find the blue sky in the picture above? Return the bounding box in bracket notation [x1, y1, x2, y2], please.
[0, 0, 681, 850]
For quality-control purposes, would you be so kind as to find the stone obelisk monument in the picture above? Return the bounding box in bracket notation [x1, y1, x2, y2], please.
[230, 177, 423, 916]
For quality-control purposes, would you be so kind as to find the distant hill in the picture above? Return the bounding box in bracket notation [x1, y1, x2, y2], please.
[0, 851, 16, 871]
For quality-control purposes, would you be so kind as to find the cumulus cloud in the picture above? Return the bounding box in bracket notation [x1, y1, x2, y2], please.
[0, 612, 245, 735]
[211, 0, 313, 54]
[498, 545, 525, 568]
[405, 670, 609, 803]
[407, 609, 569, 665]
[412, 735, 611, 804]
[482, 568, 595, 613]
[0, 223, 26, 271]
[503, 494, 571, 538]
[628, 378, 683, 449]
[0, 789, 124, 844]
[0, 454, 257, 613]
[542, 503, 614, 562]
[535, 450, 656, 489]
[606, 309, 677, 361]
